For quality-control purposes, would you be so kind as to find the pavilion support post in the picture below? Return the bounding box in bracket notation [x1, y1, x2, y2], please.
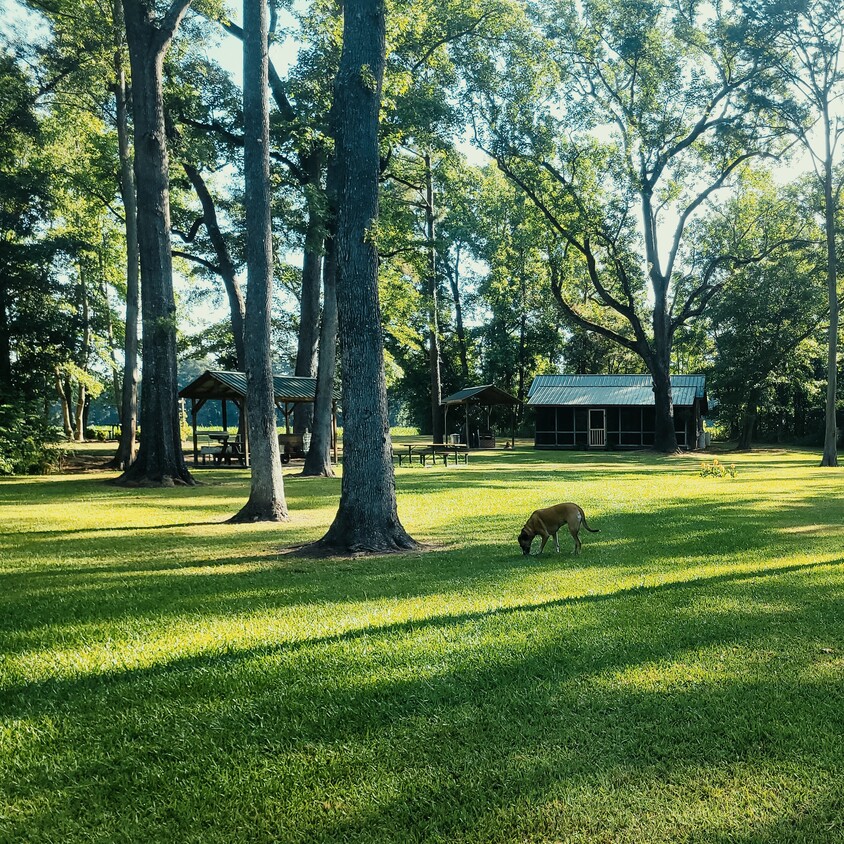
[464, 406, 470, 451]
[242, 405, 249, 467]
[511, 405, 516, 449]
[191, 398, 198, 464]
[444, 404, 449, 442]
[332, 401, 338, 463]
[222, 399, 228, 431]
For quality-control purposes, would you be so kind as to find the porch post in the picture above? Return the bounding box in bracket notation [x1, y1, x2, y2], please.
[331, 400, 338, 463]
[191, 398, 198, 464]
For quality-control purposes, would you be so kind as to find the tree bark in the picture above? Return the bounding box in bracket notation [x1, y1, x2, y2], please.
[0, 278, 11, 393]
[55, 370, 73, 438]
[293, 152, 324, 435]
[230, 0, 287, 522]
[73, 265, 92, 442]
[821, 110, 839, 467]
[650, 353, 677, 454]
[314, 0, 417, 554]
[736, 388, 760, 451]
[446, 247, 470, 383]
[425, 151, 443, 444]
[108, 0, 141, 470]
[301, 227, 338, 477]
[650, 268, 679, 453]
[115, 0, 194, 486]
[107, 8, 141, 470]
[182, 163, 246, 368]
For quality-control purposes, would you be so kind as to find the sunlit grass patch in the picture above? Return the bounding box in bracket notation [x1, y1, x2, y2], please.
[1, 446, 843, 842]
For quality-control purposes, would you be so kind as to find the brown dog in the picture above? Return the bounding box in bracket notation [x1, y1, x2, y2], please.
[518, 502, 599, 555]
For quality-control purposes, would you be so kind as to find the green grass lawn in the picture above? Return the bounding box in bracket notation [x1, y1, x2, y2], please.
[1, 445, 843, 843]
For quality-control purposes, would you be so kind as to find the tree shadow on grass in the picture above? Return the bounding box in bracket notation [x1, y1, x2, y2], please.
[2, 560, 844, 842]
[1, 485, 842, 653]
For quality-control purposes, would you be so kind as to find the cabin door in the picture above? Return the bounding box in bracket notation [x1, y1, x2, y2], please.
[589, 409, 606, 447]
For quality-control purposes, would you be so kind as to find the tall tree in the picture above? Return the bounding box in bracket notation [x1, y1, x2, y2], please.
[301, 152, 339, 478]
[208, 7, 334, 435]
[702, 178, 826, 449]
[472, 0, 786, 451]
[108, 0, 140, 470]
[115, 0, 194, 486]
[756, 0, 843, 465]
[314, 0, 418, 554]
[230, 0, 287, 522]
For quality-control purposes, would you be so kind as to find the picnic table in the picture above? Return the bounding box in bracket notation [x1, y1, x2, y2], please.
[393, 443, 469, 467]
[211, 434, 245, 466]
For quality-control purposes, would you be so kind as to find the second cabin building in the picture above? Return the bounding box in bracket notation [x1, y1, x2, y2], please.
[528, 374, 708, 450]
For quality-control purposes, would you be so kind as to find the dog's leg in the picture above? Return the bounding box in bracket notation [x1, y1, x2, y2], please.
[553, 532, 560, 552]
[569, 524, 581, 555]
[538, 533, 549, 553]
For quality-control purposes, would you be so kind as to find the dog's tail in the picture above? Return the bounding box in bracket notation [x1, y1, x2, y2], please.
[580, 508, 600, 533]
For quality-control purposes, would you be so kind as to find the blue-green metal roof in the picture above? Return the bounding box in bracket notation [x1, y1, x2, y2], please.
[180, 370, 339, 403]
[441, 384, 520, 406]
[527, 374, 706, 408]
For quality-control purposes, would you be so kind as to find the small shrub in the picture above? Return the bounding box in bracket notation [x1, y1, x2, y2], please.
[0, 403, 65, 475]
[699, 457, 737, 479]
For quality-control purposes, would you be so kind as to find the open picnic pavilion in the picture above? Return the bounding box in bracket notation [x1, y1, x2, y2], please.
[179, 370, 338, 466]
[441, 384, 521, 449]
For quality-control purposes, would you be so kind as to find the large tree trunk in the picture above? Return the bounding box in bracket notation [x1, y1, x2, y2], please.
[736, 388, 760, 451]
[98, 276, 123, 424]
[107, 0, 140, 471]
[115, 0, 194, 486]
[821, 130, 839, 467]
[74, 267, 91, 443]
[651, 357, 678, 453]
[301, 228, 338, 477]
[0, 278, 11, 393]
[55, 371, 73, 438]
[293, 152, 324, 435]
[182, 163, 246, 368]
[314, 0, 417, 554]
[651, 289, 679, 453]
[230, 0, 287, 522]
[74, 384, 87, 442]
[424, 151, 443, 444]
[445, 248, 470, 383]
[517, 267, 528, 426]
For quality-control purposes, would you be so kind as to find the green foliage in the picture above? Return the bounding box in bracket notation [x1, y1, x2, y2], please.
[700, 175, 828, 443]
[0, 402, 64, 475]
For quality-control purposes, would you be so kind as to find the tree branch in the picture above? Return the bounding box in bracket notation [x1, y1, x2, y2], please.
[172, 249, 219, 273]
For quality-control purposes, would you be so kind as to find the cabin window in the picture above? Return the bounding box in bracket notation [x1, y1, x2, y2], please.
[536, 407, 555, 431]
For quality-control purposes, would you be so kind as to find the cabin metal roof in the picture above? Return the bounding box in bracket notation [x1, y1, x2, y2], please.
[527, 374, 706, 408]
[179, 370, 338, 403]
[441, 384, 521, 406]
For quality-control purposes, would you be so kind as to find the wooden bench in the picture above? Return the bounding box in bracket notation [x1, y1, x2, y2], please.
[415, 445, 469, 467]
[278, 433, 306, 463]
[196, 433, 225, 464]
[199, 444, 223, 463]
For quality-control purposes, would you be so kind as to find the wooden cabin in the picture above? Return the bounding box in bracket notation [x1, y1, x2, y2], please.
[528, 374, 708, 450]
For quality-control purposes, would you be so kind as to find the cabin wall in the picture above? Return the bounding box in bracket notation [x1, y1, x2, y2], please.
[535, 404, 695, 450]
